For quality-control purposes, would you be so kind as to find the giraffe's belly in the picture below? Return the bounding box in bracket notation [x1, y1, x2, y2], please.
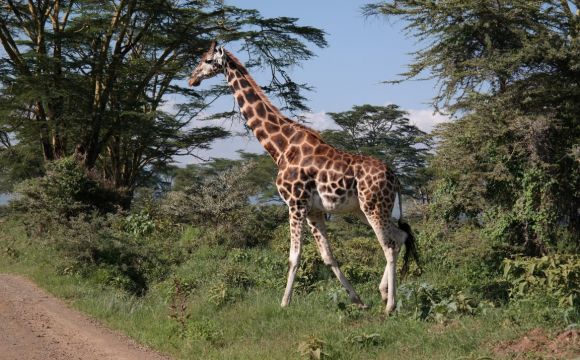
[311, 191, 360, 214]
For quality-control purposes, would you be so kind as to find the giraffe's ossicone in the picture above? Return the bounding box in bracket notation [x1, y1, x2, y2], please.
[189, 42, 420, 315]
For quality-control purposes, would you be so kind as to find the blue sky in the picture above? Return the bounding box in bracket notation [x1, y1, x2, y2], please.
[176, 0, 447, 162]
[227, 0, 434, 110]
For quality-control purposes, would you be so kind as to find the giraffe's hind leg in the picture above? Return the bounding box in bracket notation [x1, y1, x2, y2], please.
[307, 212, 365, 307]
[361, 209, 407, 314]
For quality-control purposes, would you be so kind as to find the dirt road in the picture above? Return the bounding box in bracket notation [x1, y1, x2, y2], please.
[0, 274, 170, 360]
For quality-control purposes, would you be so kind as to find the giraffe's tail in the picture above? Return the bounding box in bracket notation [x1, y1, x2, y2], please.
[397, 188, 421, 278]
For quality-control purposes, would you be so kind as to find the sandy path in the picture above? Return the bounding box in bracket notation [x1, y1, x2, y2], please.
[0, 274, 170, 360]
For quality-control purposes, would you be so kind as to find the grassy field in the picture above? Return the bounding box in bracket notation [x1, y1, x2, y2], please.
[0, 217, 577, 359]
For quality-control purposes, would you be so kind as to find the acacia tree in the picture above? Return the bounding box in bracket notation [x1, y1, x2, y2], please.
[0, 0, 326, 196]
[365, 1, 580, 252]
[322, 104, 432, 202]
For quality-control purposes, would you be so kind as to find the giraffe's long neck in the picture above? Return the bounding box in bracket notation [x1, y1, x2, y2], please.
[223, 51, 315, 163]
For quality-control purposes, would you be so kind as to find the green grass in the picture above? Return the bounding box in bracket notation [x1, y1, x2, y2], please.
[0, 218, 573, 359]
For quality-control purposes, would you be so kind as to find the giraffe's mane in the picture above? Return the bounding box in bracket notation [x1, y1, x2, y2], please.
[224, 49, 324, 141]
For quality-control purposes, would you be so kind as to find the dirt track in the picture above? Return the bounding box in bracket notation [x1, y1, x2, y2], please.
[0, 274, 170, 360]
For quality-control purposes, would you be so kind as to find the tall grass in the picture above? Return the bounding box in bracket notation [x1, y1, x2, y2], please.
[1, 217, 575, 359]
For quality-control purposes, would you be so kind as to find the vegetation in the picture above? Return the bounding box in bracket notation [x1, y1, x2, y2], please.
[1, 154, 578, 358]
[0, 0, 326, 198]
[1, 1, 579, 359]
[365, 0, 579, 254]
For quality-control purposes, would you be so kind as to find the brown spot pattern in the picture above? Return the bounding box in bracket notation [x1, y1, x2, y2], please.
[220, 50, 403, 311]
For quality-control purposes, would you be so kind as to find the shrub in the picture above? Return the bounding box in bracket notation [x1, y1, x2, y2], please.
[185, 317, 225, 347]
[14, 157, 121, 219]
[168, 278, 192, 338]
[334, 237, 383, 285]
[160, 163, 287, 248]
[345, 333, 384, 349]
[162, 162, 255, 225]
[503, 254, 580, 309]
[124, 211, 156, 237]
[398, 282, 493, 323]
[298, 336, 331, 360]
[43, 211, 182, 295]
[208, 262, 257, 306]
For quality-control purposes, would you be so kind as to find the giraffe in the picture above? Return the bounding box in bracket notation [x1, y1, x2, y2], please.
[188, 42, 419, 314]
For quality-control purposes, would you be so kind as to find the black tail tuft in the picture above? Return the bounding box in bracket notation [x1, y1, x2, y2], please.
[398, 219, 421, 278]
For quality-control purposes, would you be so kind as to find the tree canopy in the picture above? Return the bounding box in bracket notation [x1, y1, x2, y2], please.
[0, 0, 327, 199]
[365, 0, 579, 252]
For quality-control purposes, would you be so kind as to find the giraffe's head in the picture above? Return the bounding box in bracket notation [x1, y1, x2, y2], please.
[189, 41, 226, 87]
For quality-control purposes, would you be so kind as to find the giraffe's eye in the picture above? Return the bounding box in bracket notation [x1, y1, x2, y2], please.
[205, 59, 213, 64]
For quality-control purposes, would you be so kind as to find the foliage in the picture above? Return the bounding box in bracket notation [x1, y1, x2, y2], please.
[10, 159, 187, 294]
[168, 278, 192, 338]
[345, 333, 383, 349]
[208, 265, 255, 306]
[366, 0, 580, 252]
[398, 282, 494, 323]
[0, 0, 326, 195]
[503, 255, 580, 310]
[165, 162, 256, 224]
[163, 162, 287, 247]
[14, 157, 121, 218]
[0, 142, 44, 193]
[186, 318, 225, 347]
[2, 214, 579, 359]
[49, 212, 182, 295]
[124, 211, 156, 237]
[298, 336, 331, 360]
[173, 152, 278, 203]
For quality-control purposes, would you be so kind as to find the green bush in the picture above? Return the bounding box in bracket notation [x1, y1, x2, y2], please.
[398, 282, 493, 323]
[160, 163, 287, 248]
[195, 205, 286, 248]
[14, 157, 121, 219]
[503, 254, 580, 309]
[207, 260, 259, 307]
[28, 209, 184, 295]
[186, 317, 225, 347]
[298, 336, 331, 360]
[124, 211, 156, 237]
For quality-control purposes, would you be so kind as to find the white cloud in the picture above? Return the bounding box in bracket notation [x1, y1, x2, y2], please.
[302, 111, 340, 131]
[406, 108, 449, 132]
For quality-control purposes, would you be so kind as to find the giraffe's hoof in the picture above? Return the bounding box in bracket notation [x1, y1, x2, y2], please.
[356, 303, 369, 310]
[385, 303, 396, 315]
[352, 298, 368, 310]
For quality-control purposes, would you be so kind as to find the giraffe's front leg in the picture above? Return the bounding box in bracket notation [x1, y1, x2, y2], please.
[307, 212, 365, 308]
[281, 205, 307, 307]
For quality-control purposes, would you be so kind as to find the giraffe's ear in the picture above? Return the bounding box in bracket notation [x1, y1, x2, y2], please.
[208, 41, 217, 53]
